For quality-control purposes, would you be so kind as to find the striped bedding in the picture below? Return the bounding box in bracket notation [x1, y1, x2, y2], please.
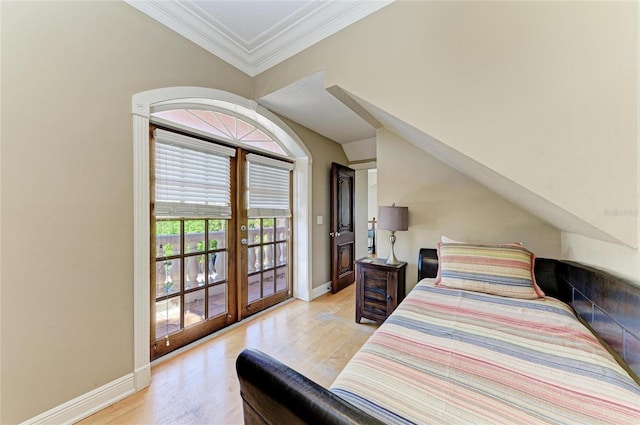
[330, 280, 640, 424]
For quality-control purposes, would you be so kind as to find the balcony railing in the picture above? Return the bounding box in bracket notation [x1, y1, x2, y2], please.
[155, 227, 288, 290]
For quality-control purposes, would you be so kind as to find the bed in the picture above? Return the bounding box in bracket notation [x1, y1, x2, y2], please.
[236, 245, 640, 424]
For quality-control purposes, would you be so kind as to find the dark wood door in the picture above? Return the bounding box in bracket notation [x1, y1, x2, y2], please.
[330, 163, 356, 293]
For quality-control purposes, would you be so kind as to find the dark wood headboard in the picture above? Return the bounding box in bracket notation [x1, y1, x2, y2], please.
[417, 248, 640, 382]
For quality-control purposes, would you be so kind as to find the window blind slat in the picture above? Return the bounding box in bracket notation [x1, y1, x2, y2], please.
[247, 155, 292, 218]
[155, 128, 236, 157]
[155, 130, 232, 218]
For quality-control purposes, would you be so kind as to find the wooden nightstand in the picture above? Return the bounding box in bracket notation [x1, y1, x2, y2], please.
[355, 258, 407, 324]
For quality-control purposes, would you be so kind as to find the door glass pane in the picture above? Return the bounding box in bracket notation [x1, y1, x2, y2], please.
[263, 269, 275, 297]
[249, 246, 262, 272]
[248, 219, 261, 245]
[208, 284, 226, 318]
[156, 297, 181, 338]
[209, 219, 226, 249]
[156, 258, 182, 298]
[209, 252, 226, 283]
[248, 274, 261, 303]
[184, 220, 205, 254]
[156, 220, 181, 257]
[276, 266, 287, 292]
[275, 218, 287, 241]
[263, 218, 274, 243]
[276, 242, 287, 266]
[184, 290, 205, 327]
[155, 260, 181, 298]
[184, 255, 205, 290]
[263, 245, 274, 270]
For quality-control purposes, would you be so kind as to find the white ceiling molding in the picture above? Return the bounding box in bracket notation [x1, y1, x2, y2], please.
[125, 0, 393, 77]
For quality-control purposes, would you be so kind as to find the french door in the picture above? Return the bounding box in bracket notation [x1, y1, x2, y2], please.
[150, 127, 292, 359]
[238, 150, 293, 318]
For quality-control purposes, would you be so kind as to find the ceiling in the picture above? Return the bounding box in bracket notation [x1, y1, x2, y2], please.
[126, 0, 391, 162]
[126, 1, 609, 243]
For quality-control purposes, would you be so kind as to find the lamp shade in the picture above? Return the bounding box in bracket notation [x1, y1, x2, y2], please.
[378, 205, 409, 231]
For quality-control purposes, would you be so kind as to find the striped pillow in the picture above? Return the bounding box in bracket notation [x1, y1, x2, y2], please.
[435, 243, 544, 299]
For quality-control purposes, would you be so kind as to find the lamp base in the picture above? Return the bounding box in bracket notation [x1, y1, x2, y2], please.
[385, 231, 400, 265]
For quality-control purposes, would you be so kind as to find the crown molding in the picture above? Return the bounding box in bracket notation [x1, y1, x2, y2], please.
[125, 0, 392, 77]
[125, 1, 252, 74]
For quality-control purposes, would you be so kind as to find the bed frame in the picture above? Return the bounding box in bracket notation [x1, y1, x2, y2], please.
[236, 250, 640, 424]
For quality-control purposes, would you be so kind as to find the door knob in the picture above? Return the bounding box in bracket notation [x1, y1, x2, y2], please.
[241, 238, 248, 245]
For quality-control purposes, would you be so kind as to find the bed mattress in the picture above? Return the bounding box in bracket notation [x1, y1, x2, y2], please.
[330, 280, 640, 424]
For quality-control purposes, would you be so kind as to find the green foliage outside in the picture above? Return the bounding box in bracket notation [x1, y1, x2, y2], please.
[157, 219, 225, 257]
[156, 219, 225, 235]
[157, 218, 285, 256]
[248, 218, 274, 229]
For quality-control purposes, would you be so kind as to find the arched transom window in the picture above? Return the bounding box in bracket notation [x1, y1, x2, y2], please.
[152, 108, 286, 156]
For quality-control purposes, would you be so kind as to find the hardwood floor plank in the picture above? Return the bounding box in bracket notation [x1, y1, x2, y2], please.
[78, 284, 376, 425]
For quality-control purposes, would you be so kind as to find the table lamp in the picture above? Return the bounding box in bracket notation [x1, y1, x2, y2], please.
[378, 203, 409, 265]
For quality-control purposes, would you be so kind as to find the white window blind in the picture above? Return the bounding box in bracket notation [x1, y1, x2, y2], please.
[154, 129, 235, 218]
[247, 154, 294, 218]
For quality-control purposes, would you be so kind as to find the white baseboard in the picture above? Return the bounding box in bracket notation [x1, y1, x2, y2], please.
[22, 287, 329, 424]
[312, 281, 332, 299]
[21, 374, 135, 425]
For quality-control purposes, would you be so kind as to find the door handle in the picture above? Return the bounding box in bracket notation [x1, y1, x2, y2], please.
[241, 238, 248, 245]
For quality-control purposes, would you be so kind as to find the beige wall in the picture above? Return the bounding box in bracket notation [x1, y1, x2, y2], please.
[255, 1, 638, 248]
[377, 129, 561, 291]
[279, 118, 349, 288]
[559, 1, 640, 285]
[561, 232, 640, 287]
[0, 2, 252, 423]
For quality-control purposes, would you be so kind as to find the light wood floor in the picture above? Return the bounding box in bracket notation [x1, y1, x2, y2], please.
[78, 284, 378, 425]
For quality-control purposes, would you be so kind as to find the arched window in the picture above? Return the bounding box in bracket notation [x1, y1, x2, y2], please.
[152, 108, 287, 156]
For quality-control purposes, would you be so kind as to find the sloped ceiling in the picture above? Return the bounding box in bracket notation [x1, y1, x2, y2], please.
[335, 88, 627, 246]
[258, 73, 377, 162]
